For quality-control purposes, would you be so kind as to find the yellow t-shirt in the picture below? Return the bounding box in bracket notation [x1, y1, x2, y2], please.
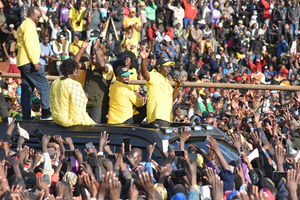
[129, 68, 139, 92]
[121, 37, 139, 57]
[123, 17, 141, 42]
[69, 7, 86, 32]
[69, 40, 83, 56]
[146, 70, 173, 123]
[50, 78, 96, 127]
[108, 81, 143, 124]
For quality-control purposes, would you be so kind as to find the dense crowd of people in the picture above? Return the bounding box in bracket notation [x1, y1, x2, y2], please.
[0, 0, 299, 124]
[0, 114, 300, 199]
[0, 0, 299, 199]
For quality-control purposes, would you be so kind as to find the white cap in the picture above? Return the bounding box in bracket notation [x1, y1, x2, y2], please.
[164, 35, 172, 42]
[216, 54, 221, 59]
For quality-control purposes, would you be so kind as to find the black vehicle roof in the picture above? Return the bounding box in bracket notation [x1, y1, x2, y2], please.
[1, 121, 237, 163]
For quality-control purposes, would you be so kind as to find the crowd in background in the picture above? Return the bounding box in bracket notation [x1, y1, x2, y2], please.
[0, 0, 299, 199]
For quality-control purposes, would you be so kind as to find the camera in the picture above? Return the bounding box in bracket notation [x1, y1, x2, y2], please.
[76, 21, 81, 26]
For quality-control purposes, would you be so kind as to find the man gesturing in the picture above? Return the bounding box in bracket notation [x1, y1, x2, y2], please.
[140, 50, 179, 127]
[17, 7, 51, 120]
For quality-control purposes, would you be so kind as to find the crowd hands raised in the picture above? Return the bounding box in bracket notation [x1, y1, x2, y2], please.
[0, 113, 300, 200]
[1, 0, 300, 123]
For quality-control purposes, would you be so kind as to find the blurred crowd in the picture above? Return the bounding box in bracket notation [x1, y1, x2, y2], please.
[0, 0, 299, 199]
[0, 116, 300, 200]
[0, 0, 299, 122]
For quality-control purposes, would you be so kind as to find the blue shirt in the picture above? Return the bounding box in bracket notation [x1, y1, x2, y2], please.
[40, 43, 54, 66]
[264, 70, 277, 82]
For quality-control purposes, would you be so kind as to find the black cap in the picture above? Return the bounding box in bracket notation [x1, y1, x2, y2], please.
[114, 66, 133, 77]
[89, 30, 102, 41]
[156, 57, 175, 67]
[58, 32, 66, 39]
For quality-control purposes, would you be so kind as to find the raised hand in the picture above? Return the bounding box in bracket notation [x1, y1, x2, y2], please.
[207, 136, 219, 152]
[42, 135, 50, 152]
[253, 113, 262, 128]
[82, 174, 97, 198]
[82, 40, 90, 49]
[139, 172, 155, 200]
[249, 131, 261, 147]
[98, 171, 113, 200]
[53, 135, 64, 144]
[64, 137, 75, 150]
[204, 167, 216, 185]
[129, 179, 139, 200]
[74, 149, 83, 164]
[5, 156, 19, 166]
[18, 146, 29, 164]
[81, 162, 95, 180]
[230, 133, 242, 154]
[140, 49, 150, 60]
[10, 185, 29, 200]
[275, 145, 286, 172]
[36, 177, 50, 196]
[108, 175, 121, 200]
[180, 127, 191, 150]
[211, 175, 224, 200]
[188, 161, 197, 186]
[147, 142, 156, 160]
[286, 169, 300, 200]
[99, 131, 109, 153]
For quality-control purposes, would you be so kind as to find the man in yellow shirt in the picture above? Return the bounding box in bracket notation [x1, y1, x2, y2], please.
[108, 66, 144, 124]
[17, 7, 51, 120]
[123, 8, 142, 42]
[141, 51, 179, 127]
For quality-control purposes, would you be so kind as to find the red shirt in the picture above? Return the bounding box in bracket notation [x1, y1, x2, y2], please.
[164, 28, 174, 40]
[147, 27, 157, 40]
[248, 59, 266, 73]
[123, 7, 130, 18]
[279, 68, 289, 78]
[182, 0, 198, 20]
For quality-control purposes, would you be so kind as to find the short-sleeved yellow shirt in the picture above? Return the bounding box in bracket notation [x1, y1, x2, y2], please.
[121, 37, 139, 57]
[108, 81, 143, 124]
[146, 70, 173, 123]
[123, 17, 142, 42]
[69, 7, 86, 32]
[69, 40, 83, 56]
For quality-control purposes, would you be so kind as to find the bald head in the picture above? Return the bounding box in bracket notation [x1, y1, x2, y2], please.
[130, 148, 142, 165]
[27, 7, 41, 24]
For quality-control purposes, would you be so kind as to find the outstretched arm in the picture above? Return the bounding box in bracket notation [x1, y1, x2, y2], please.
[140, 49, 150, 81]
[74, 40, 89, 65]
